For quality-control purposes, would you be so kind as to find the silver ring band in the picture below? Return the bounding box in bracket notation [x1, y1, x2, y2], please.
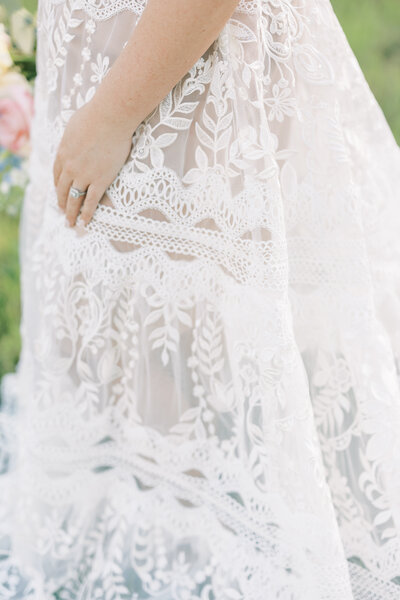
[69, 186, 87, 198]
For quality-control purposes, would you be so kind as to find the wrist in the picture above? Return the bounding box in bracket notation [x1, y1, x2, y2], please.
[89, 83, 142, 139]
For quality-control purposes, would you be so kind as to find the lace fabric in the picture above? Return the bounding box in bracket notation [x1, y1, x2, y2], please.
[1, 0, 400, 598]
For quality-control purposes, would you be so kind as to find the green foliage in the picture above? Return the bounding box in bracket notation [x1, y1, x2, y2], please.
[2, 0, 37, 17]
[331, 0, 400, 144]
[0, 215, 21, 379]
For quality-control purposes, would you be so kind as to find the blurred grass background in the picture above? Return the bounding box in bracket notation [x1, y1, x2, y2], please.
[0, 0, 400, 381]
[331, 0, 400, 145]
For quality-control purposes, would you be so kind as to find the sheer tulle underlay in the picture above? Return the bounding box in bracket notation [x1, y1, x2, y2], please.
[1, 0, 400, 598]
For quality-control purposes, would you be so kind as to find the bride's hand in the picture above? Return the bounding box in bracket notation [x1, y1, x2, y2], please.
[52, 98, 134, 227]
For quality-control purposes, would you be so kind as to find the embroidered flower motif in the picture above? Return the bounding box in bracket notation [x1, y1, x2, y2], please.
[265, 82, 297, 122]
[35, 509, 77, 557]
[3, 0, 400, 595]
[73, 72, 83, 87]
[270, 12, 288, 36]
[85, 19, 96, 35]
[313, 355, 353, 395]
[132, 122, 177, 169]
[81, 46, 91, 61]
[90, 52, 110, 83]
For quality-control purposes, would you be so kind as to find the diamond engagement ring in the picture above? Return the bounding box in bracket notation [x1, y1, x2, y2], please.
[69, 186, 87, 198]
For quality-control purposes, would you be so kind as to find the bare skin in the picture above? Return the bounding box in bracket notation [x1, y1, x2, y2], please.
[53, 0, 239, 227]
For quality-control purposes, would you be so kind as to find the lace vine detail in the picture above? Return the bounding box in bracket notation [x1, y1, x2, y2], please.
[3, 0, 400, 597]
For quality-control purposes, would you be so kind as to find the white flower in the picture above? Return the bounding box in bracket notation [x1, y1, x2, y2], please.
[0, 179, 10, 193]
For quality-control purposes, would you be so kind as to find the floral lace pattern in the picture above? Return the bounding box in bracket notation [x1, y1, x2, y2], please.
[1, 0, 400, 598]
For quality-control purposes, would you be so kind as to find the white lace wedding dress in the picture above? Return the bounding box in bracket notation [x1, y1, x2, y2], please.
[1, 0, 400, 598]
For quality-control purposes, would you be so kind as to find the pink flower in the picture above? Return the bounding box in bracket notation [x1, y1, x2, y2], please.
[0, 73, 34, 156]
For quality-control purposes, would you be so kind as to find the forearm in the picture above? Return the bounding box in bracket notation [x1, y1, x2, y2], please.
[90, 0, 239, 134]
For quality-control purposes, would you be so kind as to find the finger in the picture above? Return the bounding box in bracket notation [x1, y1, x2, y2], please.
[56, 169, 74, 212]
[79, 183, 105, 226]
[65, 182, 89, 227]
